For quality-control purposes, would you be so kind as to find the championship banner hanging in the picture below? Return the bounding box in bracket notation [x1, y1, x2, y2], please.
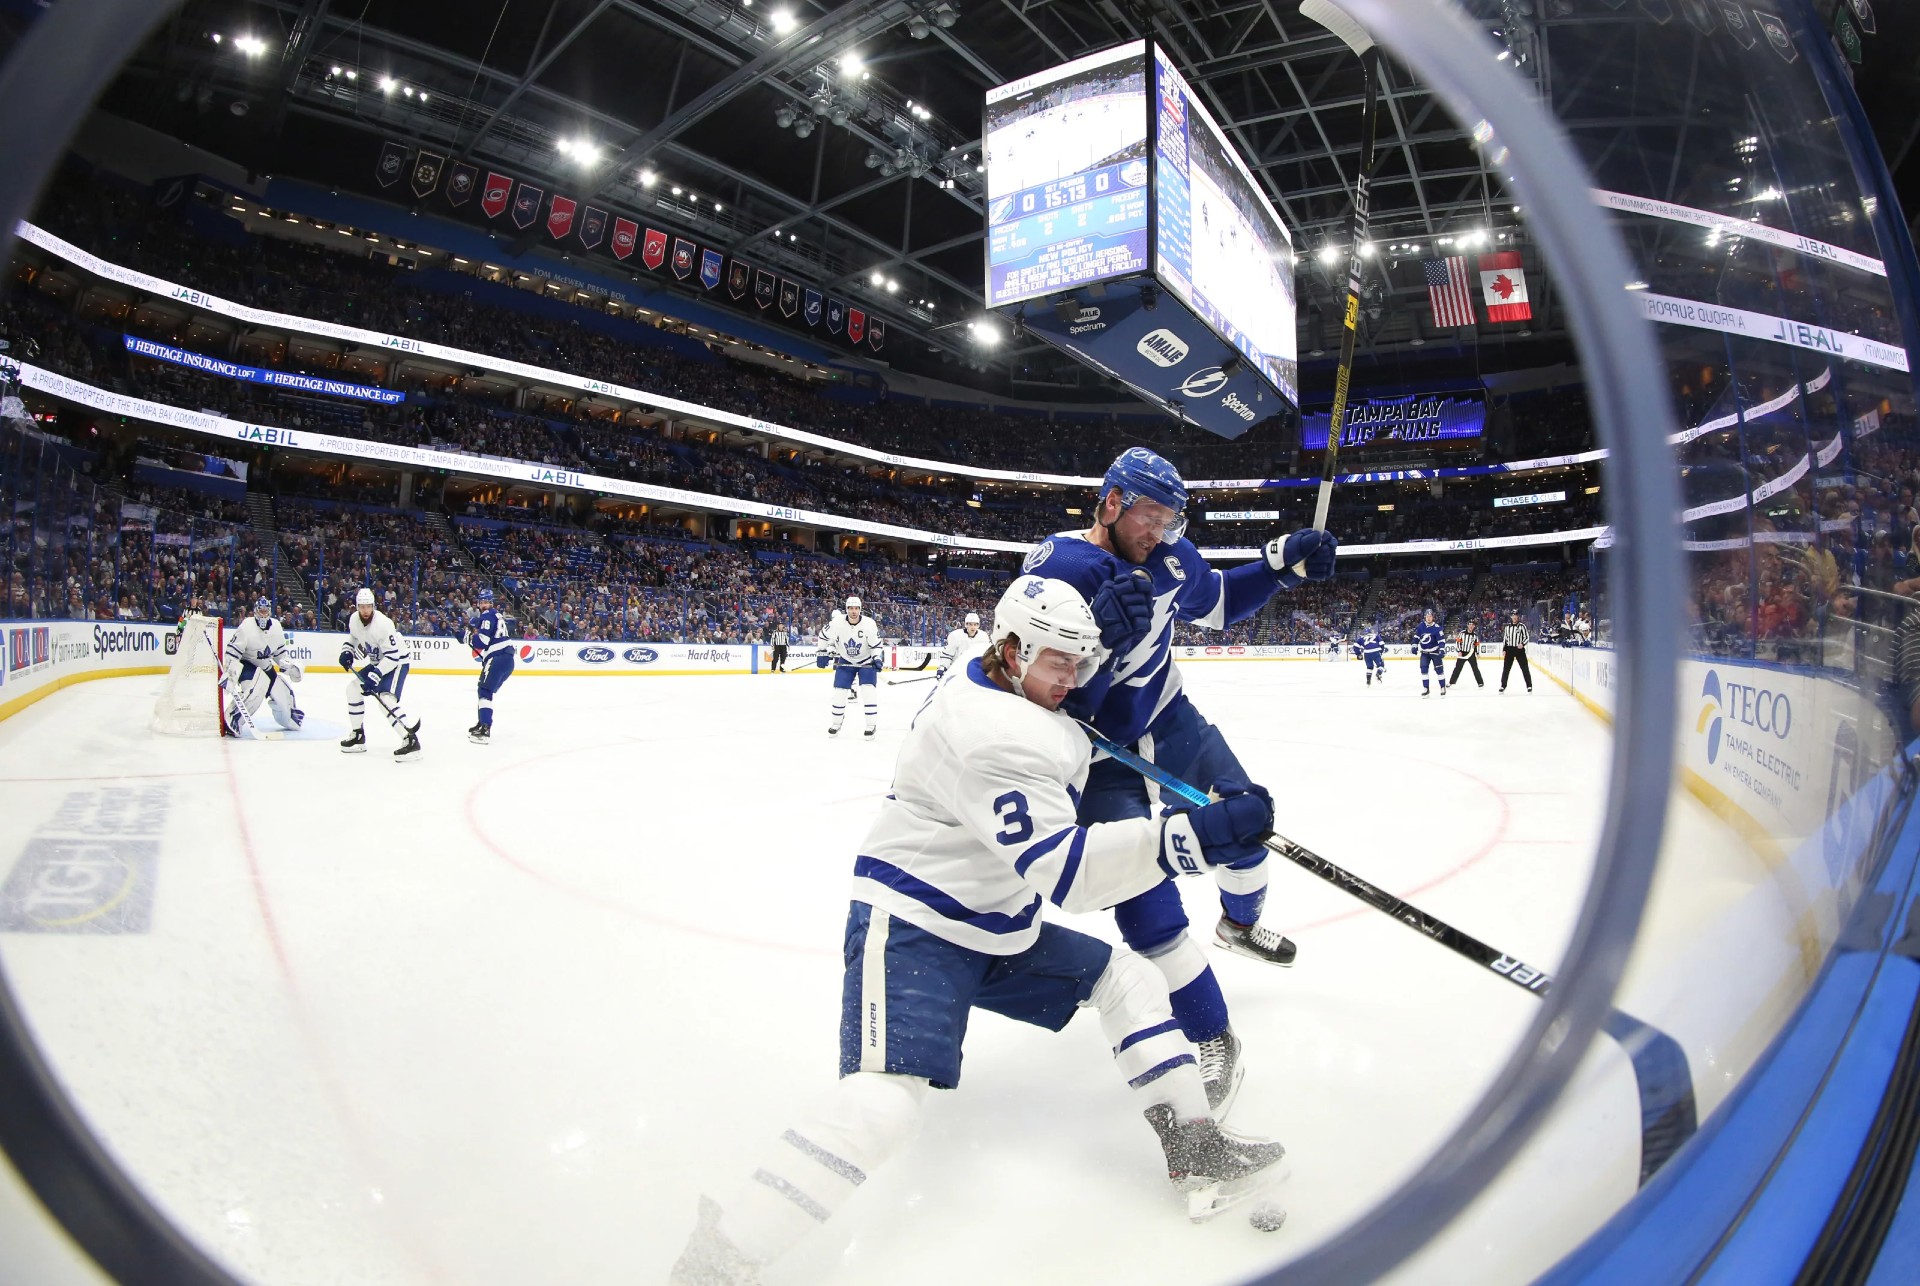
[1718, 2, 1756, 44]
[727, 260, 750, 300]
[700, 249, 724, 291]
[671, 238, 695, 280]
[826, 297, 845, 335]
[642, 227, 667, 270]
[376, 141, 407, 188]
[510, 183, 543, 230]
[1753, 9, 1796, 59]
[869, 318, 885, 351]
[754, 270, 776, 309]
[445, 163, 478, 206]
[411, 151, 445, 199]
[547, 196, 577, 240]
[481, 171, 513, 218]
[848, 308, 867, 344]
[579, 207, 607, 250]
[611, 217, 639, 260]
[803, 289, 823, 328]
[778, 280, 798, 318]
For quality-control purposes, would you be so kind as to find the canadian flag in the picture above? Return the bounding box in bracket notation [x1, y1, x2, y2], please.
[1478, 252, 1531, 322]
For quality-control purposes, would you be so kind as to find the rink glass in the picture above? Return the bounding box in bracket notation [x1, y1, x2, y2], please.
[0, 1, 1916, 1285]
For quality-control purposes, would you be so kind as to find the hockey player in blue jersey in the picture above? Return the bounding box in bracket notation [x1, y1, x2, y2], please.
[466, 588, 515, 744]
[1415, 609, 1448, 697]
[670, 577, 1289, 1285]
[1021, 447, 1338, 1111]
[1354, 623, 1386, 684]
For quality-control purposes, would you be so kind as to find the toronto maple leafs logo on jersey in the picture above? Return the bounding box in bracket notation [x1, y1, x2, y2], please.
[843, 638, 861, 657]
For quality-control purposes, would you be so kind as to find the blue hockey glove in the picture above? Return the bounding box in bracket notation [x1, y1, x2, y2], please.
[355, 664, 382, 694]
[1089, 568, 1155, 651]
[815, 649, 830, 669]
[1264, 529, 1339, 587]
[337, 643, 356, 670]
[1187, 785, 1275, 868]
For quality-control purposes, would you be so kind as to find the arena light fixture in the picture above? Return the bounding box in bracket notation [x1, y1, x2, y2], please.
[770, 7, 797, 33]
[671, 185, 683, 196]
[640, 169, 657, 187]
[840, 51, 863, 77]
[379, 76, 396, 93]
[1317, 244, 1340, 264]
[344, 68, 357, 80]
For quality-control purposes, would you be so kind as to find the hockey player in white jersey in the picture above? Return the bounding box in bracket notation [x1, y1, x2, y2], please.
[934, 610, 992, 678]
[338, 587, 422, 761]
[222, 597, 303, 735]
[817, 595, 884, 737]
[671, 576, 1287, 1286]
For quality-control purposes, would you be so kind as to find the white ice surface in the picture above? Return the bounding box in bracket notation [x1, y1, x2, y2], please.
[0, 660, 1760, 1285]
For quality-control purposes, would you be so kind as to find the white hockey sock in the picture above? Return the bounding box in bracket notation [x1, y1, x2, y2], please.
[1090, 950, 1209, 1120]
[1213, 855, 1267, 900]
[862, 684, 878, 728]
[1142, 931, 1210, 994]
[718, 1071, 928, 1267]
[346, 698, 365, 732]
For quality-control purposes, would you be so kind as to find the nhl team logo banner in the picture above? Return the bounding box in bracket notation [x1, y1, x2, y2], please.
[700, 248, 724, 291]
[511, 183, 543, 230]
[611, 217, 639, 260]
[481, 171, 513, 218]
[547, 196, 577, 240]
[1752, 10, 1796, 60]
[754, 269, 776, 309]
[803, 288, 823, 327]
[445, 162, 478, 206]
[579, 206, 607, 250]
[778, 279, 799, 318]
[376, 140, 407, 188]
[411, 151, 445, 199]
[869, 318, 885, 351]
[848, 308, 867, 344]
[671, 237, 695, 280]
[642, 227, 668, 269]
[727, 260, 750, 300]
[1719, 3, 1756, 46]
[826, 297, 845, 335]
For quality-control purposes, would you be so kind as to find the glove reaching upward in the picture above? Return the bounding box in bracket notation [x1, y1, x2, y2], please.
[1265, 529, 1339, 588]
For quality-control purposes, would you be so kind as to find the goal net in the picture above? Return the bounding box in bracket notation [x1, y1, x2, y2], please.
[151, 614, 225, 737]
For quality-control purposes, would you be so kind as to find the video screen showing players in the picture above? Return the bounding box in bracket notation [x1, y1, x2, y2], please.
[1152, 45, 1299, 407]
[985, 42, 1150, 308]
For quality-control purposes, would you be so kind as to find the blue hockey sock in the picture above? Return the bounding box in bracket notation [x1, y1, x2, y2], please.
[1219, 887, 1265, 925]
[1144, 935, 1230, 1042]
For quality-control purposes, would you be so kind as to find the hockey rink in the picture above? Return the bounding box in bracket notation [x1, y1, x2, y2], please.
[0, 659, 1765, 1285]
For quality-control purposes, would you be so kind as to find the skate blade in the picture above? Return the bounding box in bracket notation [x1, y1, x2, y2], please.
[1184, 1162, 1292, 1224]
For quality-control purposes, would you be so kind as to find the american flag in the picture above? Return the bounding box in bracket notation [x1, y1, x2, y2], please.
[1423, 256, 1475, 328]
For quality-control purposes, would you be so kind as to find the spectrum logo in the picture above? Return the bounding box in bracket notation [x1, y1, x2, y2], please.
[1697, 671, 1724, 763]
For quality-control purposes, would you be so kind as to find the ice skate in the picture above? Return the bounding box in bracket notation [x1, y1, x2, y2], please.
[864, 725, 877, 739]
[468, 724, 491, 745]
[1196, 1025, 1245, 1118]
[394, 723, 423, 763]
[1215, 916, 1297, 967]
[669, 1195, 761, 1286]
[828, 716, 844, 737]
[1145, 1102, 1289, 1224]
[339, 728, 366, 754]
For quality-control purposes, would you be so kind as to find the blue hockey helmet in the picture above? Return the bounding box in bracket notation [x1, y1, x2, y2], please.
[478, 587, 494, 603]
[1100, 448, 1188, 542]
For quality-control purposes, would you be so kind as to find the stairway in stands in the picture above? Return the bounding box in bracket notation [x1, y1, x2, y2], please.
[421, 509, 520, 621]
[246, 491, 322, 624]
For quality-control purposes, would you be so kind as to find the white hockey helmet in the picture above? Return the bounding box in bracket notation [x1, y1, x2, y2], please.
[355, 588, 375, 607]
[991, 575, 1107, 686]
[964, 612, 980, 625]
[846, 595, 862, 610]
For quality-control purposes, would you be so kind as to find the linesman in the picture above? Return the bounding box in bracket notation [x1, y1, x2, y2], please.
[1500, 611, 1533, 693]
[769, 624, 790, 673]
[1450, 619, 1485, 689]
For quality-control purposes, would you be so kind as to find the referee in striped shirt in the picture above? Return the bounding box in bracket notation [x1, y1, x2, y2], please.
[1500, 611, 1533, 693]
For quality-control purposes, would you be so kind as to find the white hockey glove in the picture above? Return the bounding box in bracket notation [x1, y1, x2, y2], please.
[282, 661, 304, 684]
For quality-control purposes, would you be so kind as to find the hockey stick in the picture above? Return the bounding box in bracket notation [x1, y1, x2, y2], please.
[886, 673, 939, 687]
[216, 654, 284, 741]
[1081, 723, 1698, 1185]
[1289, 0, 1382, 578]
